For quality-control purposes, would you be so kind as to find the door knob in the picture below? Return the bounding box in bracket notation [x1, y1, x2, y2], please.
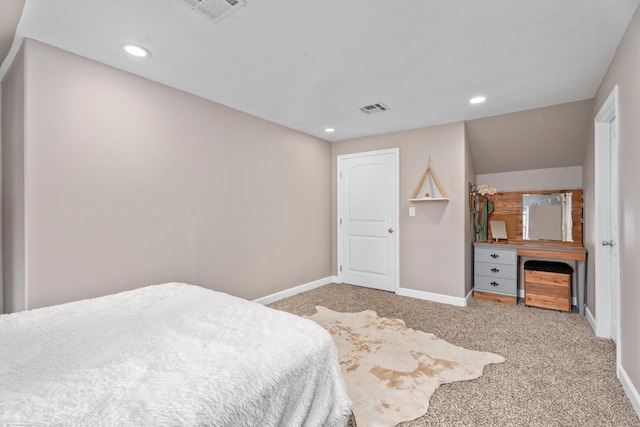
[602, 240, 614, 246]
[388, 228, 394, 233]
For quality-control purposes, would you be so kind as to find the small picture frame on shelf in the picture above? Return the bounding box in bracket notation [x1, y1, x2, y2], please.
[490, 220, 508, 243]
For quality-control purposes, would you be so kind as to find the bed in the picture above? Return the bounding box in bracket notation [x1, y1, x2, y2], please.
[0, 282, 352, 426]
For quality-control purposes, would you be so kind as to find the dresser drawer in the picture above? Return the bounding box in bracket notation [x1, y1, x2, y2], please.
[474, 247, 516, 265]
[474, 262, 517, 280]
[474, 275, 517, 296]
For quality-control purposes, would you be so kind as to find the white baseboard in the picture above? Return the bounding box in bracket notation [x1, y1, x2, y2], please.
[396, 287, 468, 307]
[253, 276, 334, 305]
[582, 307, 638, 418]
[465, 288, 474, 305]
[586, 306, 597, 332]
[619, 363, 640, 419]
[255, 279, 467, 308]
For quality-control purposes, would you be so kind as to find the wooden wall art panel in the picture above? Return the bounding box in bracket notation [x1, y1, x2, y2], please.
[478, 189, 582, 245]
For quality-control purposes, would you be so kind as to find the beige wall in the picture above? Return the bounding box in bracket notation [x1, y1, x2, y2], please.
[331, 122, 471, 299]
[0, 82, 1, 312]
[465, 99, 594, 175]
[477, 166, 583, 192]
[2, 39, 333, 311]
[1, 44, 25, 313]
[584, 5, 639, 401]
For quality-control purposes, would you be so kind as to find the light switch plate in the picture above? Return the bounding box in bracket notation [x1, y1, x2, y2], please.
[409, 207, 416, 217]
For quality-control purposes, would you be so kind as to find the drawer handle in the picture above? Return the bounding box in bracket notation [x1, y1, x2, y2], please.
[490, 253, 499, 259]
[491, 268, 500, 273]
[490, 281, 499, 287]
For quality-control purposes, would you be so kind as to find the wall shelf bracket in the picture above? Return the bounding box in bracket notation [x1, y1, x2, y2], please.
[409, 157, 449, 202]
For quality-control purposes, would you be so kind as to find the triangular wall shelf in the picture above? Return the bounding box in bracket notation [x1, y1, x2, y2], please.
[409, 157, 449, 202]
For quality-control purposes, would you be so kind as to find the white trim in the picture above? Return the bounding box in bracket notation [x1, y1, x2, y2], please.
[252, 276, 334, 305]
[465, 288, 474, 305]
[586, 306, 638, 419]
[619, 364, 640, 419]
[396, 287, 468, 307]
[586, 306, 597, 332]
[336, 148, 400, 160]
[393, 149, 400, 294]
[594, 85, 620, 339]
[337, 148, 400, 293]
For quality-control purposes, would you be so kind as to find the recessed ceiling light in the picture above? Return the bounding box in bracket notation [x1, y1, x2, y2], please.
[469, 96, 486, 104]
[325, 128, 335, 133]
[122, 43, 151, 58]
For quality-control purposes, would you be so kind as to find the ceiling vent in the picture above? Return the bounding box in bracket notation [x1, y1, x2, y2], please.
[359, 102, 390, 114]
[177, 0, 247, 23]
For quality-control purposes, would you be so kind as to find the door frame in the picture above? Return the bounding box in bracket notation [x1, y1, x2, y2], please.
[594, 85, 620, 352]
[337, 148, 400, 292]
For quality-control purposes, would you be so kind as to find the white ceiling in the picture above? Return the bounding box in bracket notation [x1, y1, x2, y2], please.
[1, 0, 638, 173]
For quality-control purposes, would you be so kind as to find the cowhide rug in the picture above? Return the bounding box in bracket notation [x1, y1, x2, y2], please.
[307, 306, 505, 427]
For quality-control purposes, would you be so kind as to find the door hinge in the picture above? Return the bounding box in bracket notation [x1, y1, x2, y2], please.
[340, 218, 342, 225]
[340, 171, 342, 179]
[340, 265, 342, 272]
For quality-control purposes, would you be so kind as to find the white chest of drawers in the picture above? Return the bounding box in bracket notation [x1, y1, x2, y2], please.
[473, 244, 517, 304]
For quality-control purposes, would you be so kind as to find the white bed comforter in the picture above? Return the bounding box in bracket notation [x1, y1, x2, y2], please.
[0, 283, 351, 426]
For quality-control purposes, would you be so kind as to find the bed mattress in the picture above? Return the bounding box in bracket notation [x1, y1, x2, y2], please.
[0, 282, 351, 426]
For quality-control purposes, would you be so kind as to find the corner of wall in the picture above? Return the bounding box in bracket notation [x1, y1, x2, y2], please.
[0, 81, 3, 313]
[463, 122, 476, 295]
[1, 40, 27, 313]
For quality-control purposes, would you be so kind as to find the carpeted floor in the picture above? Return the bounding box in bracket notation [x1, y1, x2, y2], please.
[268, 283, 640, 427]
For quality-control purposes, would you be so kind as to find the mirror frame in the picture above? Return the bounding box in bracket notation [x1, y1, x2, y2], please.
[522, 192, 573, 242]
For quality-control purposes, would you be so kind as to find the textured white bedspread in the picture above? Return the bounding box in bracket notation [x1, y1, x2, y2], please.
[0, 283, 351, 426]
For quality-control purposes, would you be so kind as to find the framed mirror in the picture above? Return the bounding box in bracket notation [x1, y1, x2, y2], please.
[522, 193, 573, 241]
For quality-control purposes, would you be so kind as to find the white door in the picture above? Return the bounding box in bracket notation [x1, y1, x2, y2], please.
[338, 149, 398, 292]
[594, 85, 620, 346]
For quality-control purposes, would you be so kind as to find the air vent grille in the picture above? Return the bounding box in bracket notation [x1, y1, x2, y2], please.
[359, 102, 390, 114]
[177, 0, 247, 23]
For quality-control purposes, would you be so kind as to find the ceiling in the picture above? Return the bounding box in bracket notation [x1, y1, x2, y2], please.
[1, 0, 638, 174]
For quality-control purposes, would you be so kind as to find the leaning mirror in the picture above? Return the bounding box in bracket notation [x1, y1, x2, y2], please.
[522, 193, 573, 241]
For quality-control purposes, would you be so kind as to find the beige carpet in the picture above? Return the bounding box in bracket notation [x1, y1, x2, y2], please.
[269, 283, 640, 427]
[307, 306, 504, 427]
